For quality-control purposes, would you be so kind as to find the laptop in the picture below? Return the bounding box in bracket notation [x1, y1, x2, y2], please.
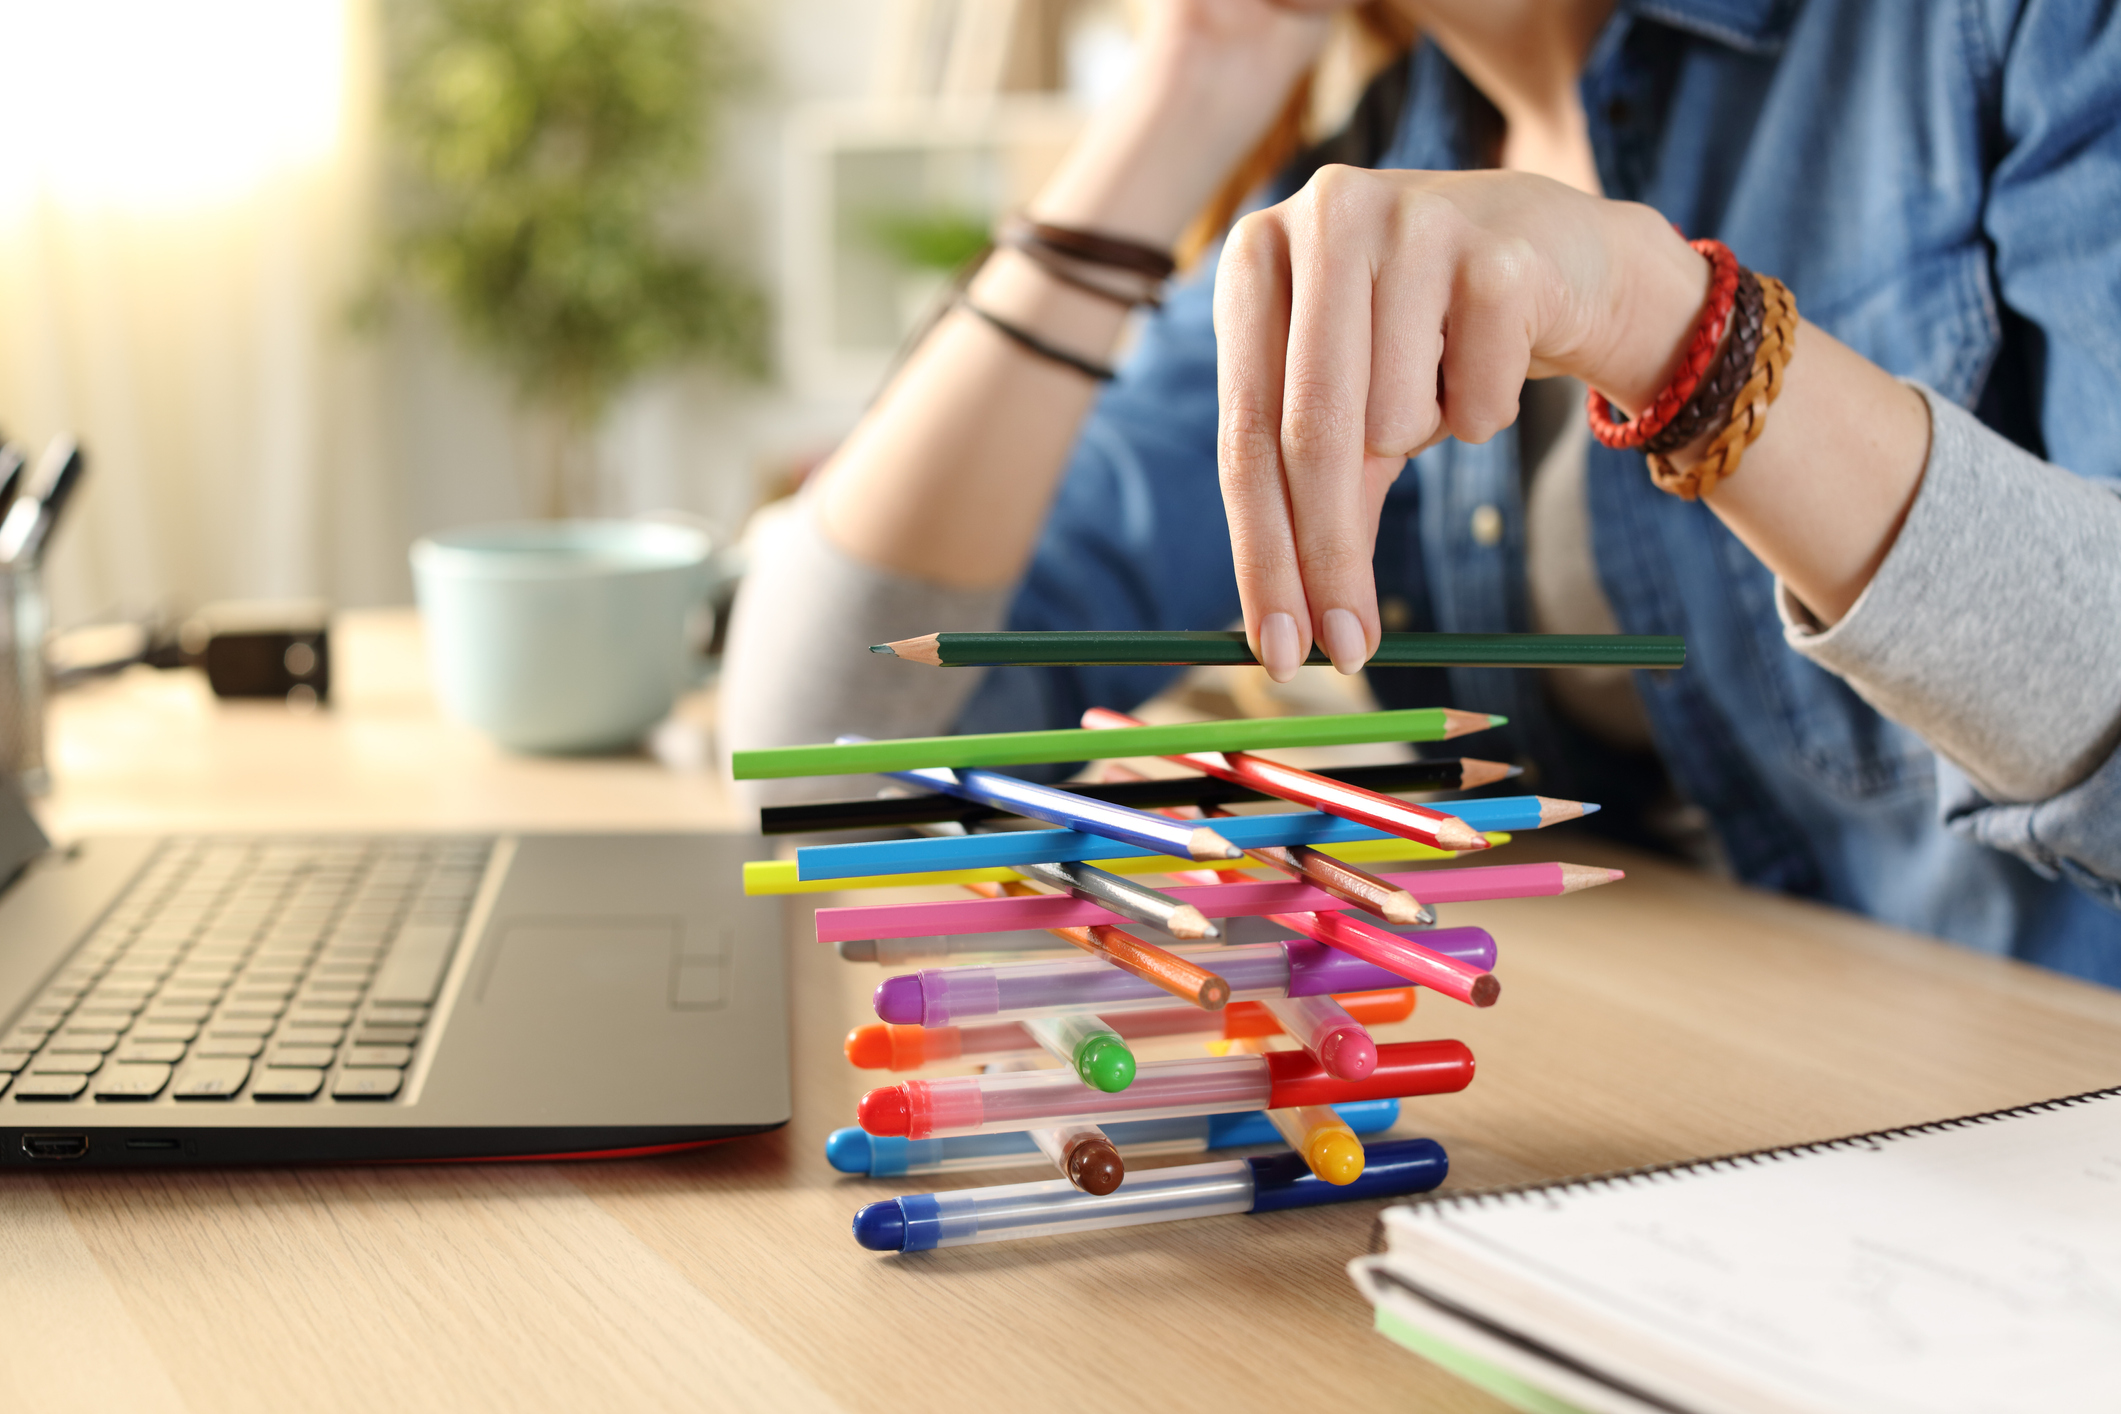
[0, 777, 789, 1165]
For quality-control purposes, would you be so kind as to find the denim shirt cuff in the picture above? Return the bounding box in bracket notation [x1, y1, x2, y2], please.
[1774, 382, 2121, 804]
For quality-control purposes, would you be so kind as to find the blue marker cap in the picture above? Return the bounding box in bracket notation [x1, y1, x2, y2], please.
[1245, 1137, 1447, 1214]
[852, 1199, 908, 1251]
[825, 1127, 873, 1174]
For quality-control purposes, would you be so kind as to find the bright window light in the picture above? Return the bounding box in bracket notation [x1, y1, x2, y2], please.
[0, 1, 347, 213]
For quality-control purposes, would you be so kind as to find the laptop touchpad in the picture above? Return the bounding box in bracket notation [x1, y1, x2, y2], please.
[476, 918, 726, 1014]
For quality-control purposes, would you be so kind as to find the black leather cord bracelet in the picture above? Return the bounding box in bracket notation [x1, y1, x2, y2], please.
[957, 297, 1117, 381]
[996, 227, 1164, 309]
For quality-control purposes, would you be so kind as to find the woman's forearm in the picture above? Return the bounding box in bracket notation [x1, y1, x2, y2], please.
[815, 18, 1324, 592]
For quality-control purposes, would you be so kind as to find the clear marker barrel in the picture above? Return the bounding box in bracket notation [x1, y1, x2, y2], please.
[872, 932, 1493, 1027]
[857, 1040, 1474, 1139]
[851, 1137, 1449, 1251]
[823, 1100, 1403, 1177]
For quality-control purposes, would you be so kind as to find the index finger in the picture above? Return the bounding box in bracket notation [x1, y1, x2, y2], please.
[1214, 209, 1312, 682]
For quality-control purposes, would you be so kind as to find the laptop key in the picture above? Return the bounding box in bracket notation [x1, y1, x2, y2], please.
[291, 1004, 355, 1026]
[130, 1021, 202, 1042]
[3, 1025, 52, 1050]
[344, 1045, 413, 1068]
[355, 1024, 421, 1047]
[0, 1049, 34, 1073]
[368, 925, 458, 1006]
[142, 1002, 213, 1023]
[11, 1073, 90, 1100]
[48, 1031, 121, 1053]
[30, 1053, 104, 1075]
[268, 1045, 337, 1068]
[251, 1068, 326, 1100]
[116, 1041, 188, 1064]
[332, 1068, 403, 1101]
[194, 1037, 265, 1058]
[93, 1063, 174, 1101]
[204, 1016, 276, 1037]
[171, 1058, 251, 1099]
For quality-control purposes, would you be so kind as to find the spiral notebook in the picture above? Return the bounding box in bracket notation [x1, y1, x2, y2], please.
[1351, 1086, 2121, 1414]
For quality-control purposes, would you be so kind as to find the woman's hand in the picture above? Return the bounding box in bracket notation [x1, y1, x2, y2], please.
[1213, 165, 1711, 678]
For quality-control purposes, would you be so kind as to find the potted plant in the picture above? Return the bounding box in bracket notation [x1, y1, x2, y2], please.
[379, 0, 767, 516]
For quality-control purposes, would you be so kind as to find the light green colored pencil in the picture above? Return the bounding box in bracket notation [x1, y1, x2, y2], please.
[729, 708, 1503, 780]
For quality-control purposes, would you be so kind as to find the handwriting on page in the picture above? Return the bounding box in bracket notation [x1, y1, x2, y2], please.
[1435, 1097, 2121, 1412]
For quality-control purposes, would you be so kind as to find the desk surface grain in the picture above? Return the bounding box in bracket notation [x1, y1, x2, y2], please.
[10, 612, 2121, 1413]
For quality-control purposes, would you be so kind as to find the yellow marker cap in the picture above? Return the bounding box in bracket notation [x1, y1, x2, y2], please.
[1306, 1129, 1366, 1186]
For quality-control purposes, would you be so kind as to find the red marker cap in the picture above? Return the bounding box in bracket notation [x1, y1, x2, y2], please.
[1265, 1039, 1474, 1108]
[857, 1086, 911, 1136]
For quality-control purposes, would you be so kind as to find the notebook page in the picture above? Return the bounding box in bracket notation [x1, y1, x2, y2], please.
[1380, 1090, 2121, 1414]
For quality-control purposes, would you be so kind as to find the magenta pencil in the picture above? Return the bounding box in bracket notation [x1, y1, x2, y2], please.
[813, 861, 1623, 944]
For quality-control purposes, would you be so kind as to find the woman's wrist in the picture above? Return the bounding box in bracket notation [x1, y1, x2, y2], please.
[1573, 203, 1714, 415]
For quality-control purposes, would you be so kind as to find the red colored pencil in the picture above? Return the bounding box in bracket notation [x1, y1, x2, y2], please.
[1082, 706, 1491, 853]
[1266, 908, 1499, 1008]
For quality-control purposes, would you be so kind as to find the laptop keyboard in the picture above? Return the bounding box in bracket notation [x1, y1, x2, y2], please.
[0, 837, 491, 1104]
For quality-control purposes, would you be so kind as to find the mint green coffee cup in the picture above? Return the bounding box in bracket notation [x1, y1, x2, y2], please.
[411, 520, 714, 754]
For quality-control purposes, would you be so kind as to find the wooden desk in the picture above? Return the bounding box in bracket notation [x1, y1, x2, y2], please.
[10, 611, 2121, 1413]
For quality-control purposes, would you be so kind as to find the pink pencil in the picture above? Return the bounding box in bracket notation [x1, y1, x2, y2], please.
[811, 861, 1623, 943]
[1266, 909, 1498, 1008]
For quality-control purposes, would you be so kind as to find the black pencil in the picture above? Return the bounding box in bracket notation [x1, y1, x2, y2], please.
[757, 758, 1520, 835]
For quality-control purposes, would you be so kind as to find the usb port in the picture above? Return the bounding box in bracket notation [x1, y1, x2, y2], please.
[125, 1137, 182, 1152]
[21, 1134, 89, 1160]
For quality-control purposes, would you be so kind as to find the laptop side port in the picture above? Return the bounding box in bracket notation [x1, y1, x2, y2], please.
[21, 1134, 89, 1160]
[125, 1137, 182, 1152]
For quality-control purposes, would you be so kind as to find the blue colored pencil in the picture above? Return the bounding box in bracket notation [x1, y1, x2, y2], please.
[794, 795, 1594, 881]
[878, 761, 1242, 862]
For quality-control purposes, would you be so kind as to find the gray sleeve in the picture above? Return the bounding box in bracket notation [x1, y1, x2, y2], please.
[715, 493, 1013, 808]
[1776, 383, 2121, 804]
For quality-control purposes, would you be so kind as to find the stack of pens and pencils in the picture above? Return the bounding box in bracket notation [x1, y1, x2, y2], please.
[733, 629, 1683, 1255]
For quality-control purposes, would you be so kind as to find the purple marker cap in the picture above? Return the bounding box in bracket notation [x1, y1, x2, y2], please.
[1282, 941, 1405, 997]
[873, 975, 924, 1025]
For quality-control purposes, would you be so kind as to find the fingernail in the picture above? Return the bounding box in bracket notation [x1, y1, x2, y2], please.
[1259, 613, 1301, 683]
[1320, 608, 1368, 675]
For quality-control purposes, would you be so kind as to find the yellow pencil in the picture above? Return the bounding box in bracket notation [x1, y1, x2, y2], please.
[740, 833, 1510, 895]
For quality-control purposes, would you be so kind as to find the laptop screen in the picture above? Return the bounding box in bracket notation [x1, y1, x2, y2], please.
[0, 772, 49, 890]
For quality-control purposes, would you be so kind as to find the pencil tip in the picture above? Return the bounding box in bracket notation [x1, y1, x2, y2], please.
[1536, 797, 1591, 825]
[1440, 709, 1505, 739]
[1487, 714, 1508, 727]
[1190, 827, 1241, 861]
[1170, 905, 1215, 940]
[1557, 863, 1624, 893]
[1455, 756, 1521, 790]
[879, 633, 943, 666]
[1438, 820, 1491, 851]
[1381, 892, 1431, 927]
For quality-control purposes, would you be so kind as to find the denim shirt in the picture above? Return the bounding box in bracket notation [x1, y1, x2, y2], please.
[955, 0, 2121, 985]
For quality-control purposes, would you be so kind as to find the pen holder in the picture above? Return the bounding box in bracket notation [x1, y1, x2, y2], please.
[0, 560, 49, 795]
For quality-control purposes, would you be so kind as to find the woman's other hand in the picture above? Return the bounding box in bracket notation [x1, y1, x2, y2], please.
[1213, 166, 1709, 678]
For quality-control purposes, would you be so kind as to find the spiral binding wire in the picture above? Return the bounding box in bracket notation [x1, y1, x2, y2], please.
[1401, 1083, 2121, 1213]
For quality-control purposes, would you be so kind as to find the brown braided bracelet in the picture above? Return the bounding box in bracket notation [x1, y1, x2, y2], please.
[1643, 267, 1766, 455]
[1646, 273, 1798, 500]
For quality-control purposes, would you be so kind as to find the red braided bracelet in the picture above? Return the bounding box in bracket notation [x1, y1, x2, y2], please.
[1586, 238, 1739, 450]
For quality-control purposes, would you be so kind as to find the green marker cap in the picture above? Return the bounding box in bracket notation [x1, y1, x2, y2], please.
[1076, 1034, 1136, 1093]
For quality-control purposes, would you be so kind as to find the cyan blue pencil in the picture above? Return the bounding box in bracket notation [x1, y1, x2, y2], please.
[794, 795, 1593, 881]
